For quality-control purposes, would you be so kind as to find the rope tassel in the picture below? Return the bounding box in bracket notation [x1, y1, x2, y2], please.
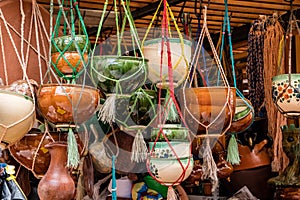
[67, 128, 80, 168]
[131, 129, 148, 163]
[226, 134, 240, 165]
[201, 138, 218, 192]
[99, 94, 116, 124]
[164, 91, 178, 122]
[167, 186, 178, 200]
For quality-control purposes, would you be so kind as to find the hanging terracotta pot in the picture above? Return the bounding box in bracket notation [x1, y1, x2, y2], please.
[143, 38, 192, 88]
[37, 142, 75, 200]
[37, 84, 100, 127]
[180, 87, 236, 136]
[51, 35, 90, 79]
[0, 90, 35, 149]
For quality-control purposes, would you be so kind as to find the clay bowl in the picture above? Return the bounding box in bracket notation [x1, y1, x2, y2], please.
[148, 156, 193, 186]
[9, 129, 84, 178]
[37, 84, 100, 127]
[0, 90, 35, 148]
[180, 87, 236, 136]
[143, 38, 192, 88]
[228, 97, 254, 133]
[90, 56, 148, 94]
[272, 74, 300, 118]
[51, 35, 90, 79]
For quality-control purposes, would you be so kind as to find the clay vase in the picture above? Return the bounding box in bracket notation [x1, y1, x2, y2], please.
[37, 142, 75, 200]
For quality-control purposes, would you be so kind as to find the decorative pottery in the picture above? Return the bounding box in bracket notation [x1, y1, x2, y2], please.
[149, 141, 191, 158]
[115, 89, 157, 128]
[90, 56, 148, 94]
[228, 97, 254, 133]
[0, 90, 35, 148]
[9, 129, 83, 178]
[180, 87, 236, 136]
[148, 156, 193, 186]
[37, 84, 100, 127]
[272, 74, 300, 118]
[37, 142, 75, 200]
[51, 35, 90, 78]
[143, 38, 192, 88]
[151, 124, 190, 141]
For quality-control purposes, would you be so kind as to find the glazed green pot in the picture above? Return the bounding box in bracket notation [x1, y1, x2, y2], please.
[90, 56, 148, 94]
[272, 74, 300, 118]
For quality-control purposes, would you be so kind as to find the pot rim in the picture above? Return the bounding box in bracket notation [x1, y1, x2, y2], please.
[272, 73, 300, 81]
[91, 55, 149, 62]
[144, 38, 192, 46]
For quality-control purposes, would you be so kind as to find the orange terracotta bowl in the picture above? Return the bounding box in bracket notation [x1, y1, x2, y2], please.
[9, 129, 84, 178]
[179, 87, 236, 136]
[37, 84, 100, 126]
[51, 52, 88, 77]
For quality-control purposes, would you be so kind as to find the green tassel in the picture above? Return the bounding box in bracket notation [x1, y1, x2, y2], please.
[226, 134, 240, 165]
[164, 91, 178, 122]
[67, 128, 80, 168]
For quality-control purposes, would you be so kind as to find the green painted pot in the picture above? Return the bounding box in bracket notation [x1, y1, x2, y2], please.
[51, 35, 90, 53]
[90, 56, 148, 94]
[272, 74, 300, 118]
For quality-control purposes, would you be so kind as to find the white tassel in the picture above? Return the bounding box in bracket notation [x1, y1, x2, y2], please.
[131, 129, 148, 163]
[167, 186, 178, 200]
[99, 94, 116, 124]
[201, 138, 218, 192]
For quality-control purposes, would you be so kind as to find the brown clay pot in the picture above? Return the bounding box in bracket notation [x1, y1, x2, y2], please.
[51, 52, 88, 77]
[37, 142, 75, 200]
[180, 87, 236, 136]
[9, 129, 84, 178]
[37, 84, 100, 126]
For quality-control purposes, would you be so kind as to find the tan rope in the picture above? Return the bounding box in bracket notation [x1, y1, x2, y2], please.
[0, 24, 8, 85]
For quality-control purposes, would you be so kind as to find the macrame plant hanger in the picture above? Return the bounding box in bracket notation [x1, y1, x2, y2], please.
[90, 0, 149, 163]
[182, 5, 235, 192]
[219, 0, 254, 165]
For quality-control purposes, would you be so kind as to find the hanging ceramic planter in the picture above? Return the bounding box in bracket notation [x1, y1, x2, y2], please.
[51, 35, 90, 79]
[0, 90, 35, 149]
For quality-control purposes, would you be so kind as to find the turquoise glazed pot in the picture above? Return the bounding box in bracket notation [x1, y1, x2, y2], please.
[90, 56, 148, 94]
[272, 74, 300, 118]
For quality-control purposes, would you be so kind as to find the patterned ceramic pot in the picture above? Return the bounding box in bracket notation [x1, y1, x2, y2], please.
[90, 56, 148, 94]
[148, 156, 193, 186]
[0, 90, 35, 148]
[37, 84, 100, 126]
[151, 124, 190, 141]
[272, 74, 300, 118]
[149, 141, 191, 158]
[143, 38, 192, 88]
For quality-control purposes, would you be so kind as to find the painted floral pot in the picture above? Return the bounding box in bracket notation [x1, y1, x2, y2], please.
[151, 124, 190, 141]
[143, 38, 192, 88]
[51, 35, 90, 78]
[228, 97, 254, 133]
[148, 156, 193, 186]
[272, 74, 300, 118]
[90, 56, 148, 94]
[115, 89, 157, 128]
[180, 87, 236, 136]
[37, 84, 100, 127]
[149, 141, 191, 158]
[0, 90, 35, 148]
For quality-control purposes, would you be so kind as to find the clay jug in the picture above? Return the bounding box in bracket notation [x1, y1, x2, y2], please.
[37, 142, 75, 200]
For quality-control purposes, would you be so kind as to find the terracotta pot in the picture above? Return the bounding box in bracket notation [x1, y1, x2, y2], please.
[0, 90, 35, 148]
[228, 97, 254, 133]
[90, 56, 148, 94]
[37, 142, 75, 200]
[180, 87, 236, 136]
[37, 84, 100, 126]
[143, 38, 192, 88]
[9, 129, 83, 178]
[272, 74, 300, 118]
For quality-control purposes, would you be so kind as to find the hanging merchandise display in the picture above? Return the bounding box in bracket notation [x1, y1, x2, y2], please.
[36, 0, 100, 170]
[0, 0, 51, 149]
[180, 6, 236, 193]
[141, 0, 193, 199]
[218, 0, 254, 165]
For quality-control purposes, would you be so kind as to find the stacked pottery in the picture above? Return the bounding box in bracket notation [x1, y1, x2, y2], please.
[148, 124, 193, 185]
